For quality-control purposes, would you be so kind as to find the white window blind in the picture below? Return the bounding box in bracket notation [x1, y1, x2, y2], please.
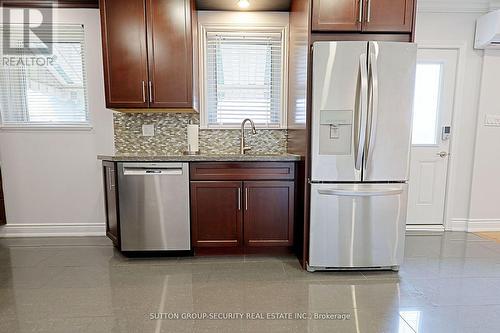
[0, 24, 89, 126]
[205, 31, 284, 128]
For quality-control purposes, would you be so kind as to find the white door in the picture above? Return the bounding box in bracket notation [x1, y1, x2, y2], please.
[407, 48, 458, 226]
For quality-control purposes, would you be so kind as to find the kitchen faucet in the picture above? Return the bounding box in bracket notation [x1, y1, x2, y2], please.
[240, 118, 257, 154]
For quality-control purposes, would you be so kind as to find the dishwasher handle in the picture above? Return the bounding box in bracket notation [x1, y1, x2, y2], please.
[123, 167, 183, 176]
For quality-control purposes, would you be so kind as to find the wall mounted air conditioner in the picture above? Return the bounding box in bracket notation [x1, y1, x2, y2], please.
[475, 9, 500, 49]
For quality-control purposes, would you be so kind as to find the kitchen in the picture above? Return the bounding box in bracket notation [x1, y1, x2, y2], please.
[1, 0, 500, 332]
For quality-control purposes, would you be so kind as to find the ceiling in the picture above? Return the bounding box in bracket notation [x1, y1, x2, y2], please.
[195, 0, 291, 12]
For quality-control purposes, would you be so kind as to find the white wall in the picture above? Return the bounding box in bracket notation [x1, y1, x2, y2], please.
[415, 9, 484, 229]
[0, 9, 114, 237]
[416, 0, 500, 231]
[468, 50, 500, 230]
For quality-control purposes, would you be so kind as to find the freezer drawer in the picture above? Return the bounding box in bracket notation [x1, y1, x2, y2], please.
[118, 163, 191, 251]
[309, 183, 408, 270]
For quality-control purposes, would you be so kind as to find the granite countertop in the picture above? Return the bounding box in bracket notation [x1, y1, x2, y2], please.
[97, 153, 302, 162]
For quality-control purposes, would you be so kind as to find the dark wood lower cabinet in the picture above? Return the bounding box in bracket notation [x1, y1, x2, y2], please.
[0, 169, 5, 226]
[244, 181, 294, 247]
[190, 175, 295, 254]
[103, 161, 119, 247]
[190, 181, 243, 249]
[101, 161, 296, 255]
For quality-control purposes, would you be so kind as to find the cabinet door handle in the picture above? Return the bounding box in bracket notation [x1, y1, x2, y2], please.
[358, 0, 363, 23]
[148, 81, 153, 103]
[110, 169, 115, 189]
[245, 188, 248, 211]
[107, 168, 115, 191]
[107, 168, 111, 191]
[237, 188, 241, 211]
[366, 0, 372, 23]
[142, 81, 146, 103]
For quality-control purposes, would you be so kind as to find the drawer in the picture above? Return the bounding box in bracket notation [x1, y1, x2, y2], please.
[190, 162, 295, 181]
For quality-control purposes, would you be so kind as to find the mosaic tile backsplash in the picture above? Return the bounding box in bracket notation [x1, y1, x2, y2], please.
[113, 112, 288, 155]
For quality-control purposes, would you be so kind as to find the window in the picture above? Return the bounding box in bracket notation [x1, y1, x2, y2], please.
[0, 24, 89, 127]
[412, 63, 442, 145]
[202, 29, 286, 128]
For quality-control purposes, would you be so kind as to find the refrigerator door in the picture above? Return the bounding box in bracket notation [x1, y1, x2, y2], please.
[363, 42, 417, 182]
[309, 183, 408, 269]
[311, 41, 368, 182]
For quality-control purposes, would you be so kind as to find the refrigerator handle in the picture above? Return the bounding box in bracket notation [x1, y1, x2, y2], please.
[318, 188, 403, 197]
[365, 50, 379, 173]
[355, 54, 369, 171]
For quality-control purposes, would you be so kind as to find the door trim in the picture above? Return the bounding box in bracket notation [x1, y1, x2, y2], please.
[413, 42, 467, 231]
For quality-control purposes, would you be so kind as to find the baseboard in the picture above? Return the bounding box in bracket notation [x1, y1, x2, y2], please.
[406, 224, 445, 232]
[467, 219, 500, 232]
[449, 219, 468, 232]
[446, 218, 500, 232]
[0, 223, 106, 238]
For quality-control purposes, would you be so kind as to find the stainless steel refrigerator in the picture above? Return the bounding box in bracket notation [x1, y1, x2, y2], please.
[308, 41, 417, 271]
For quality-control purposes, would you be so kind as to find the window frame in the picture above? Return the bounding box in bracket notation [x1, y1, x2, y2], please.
[0, 23, 91, 130]
[198, 23, 289, 130]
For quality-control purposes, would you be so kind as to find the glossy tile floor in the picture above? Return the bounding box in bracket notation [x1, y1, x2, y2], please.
[2, 232, 500, 332]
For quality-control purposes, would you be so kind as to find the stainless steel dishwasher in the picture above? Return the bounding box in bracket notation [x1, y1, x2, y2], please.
[117, 162, 190, 251]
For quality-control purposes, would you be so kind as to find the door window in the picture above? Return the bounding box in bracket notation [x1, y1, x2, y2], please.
[411, 63, 443, 145]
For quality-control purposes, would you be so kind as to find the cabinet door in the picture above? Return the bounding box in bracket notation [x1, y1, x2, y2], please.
[0, 169, 5, 226]
[190, 181, 243, 248]
[146, 0, 193, 108]
[362, 0, 414, 32]
[312, 0, 362, 32]
[103, 162, 119, 247]
[100, 0, 149, 108]
[243, 181, 294, 247]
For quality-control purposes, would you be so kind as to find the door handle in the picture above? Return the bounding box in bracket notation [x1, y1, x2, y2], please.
[237, 188, 241, 211]
[358, 0, 363, 23]
[148, 81, 153, 103]
[366, 0, 372, 23]
[245, 188, 248, 211]
[141, 81, 146, 103]
[436, 151, 449, 158]
[365, 48, 379, 174]
[318, 188, 403, 197]
[107, 168, 115, 191]
[355, 54, 369, 171]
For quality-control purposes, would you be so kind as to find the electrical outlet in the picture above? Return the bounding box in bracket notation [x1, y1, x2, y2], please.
[142, 124, 155, 136]
[485, 114, 500, 127]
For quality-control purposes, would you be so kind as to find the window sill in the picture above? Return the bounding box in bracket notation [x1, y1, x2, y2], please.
[0, 124, 93, 132]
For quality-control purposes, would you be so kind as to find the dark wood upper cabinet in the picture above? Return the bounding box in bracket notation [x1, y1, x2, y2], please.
[100, 0, 149, 108]
[146, 0, 194, 108]
[312, 0, 361, 32]
[311, 0, 415, 33]
[243, 181, 294, 247]
[100, 0, 197, 110]
[362, 0, 414, 33]
[190, 181, 243, 249]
